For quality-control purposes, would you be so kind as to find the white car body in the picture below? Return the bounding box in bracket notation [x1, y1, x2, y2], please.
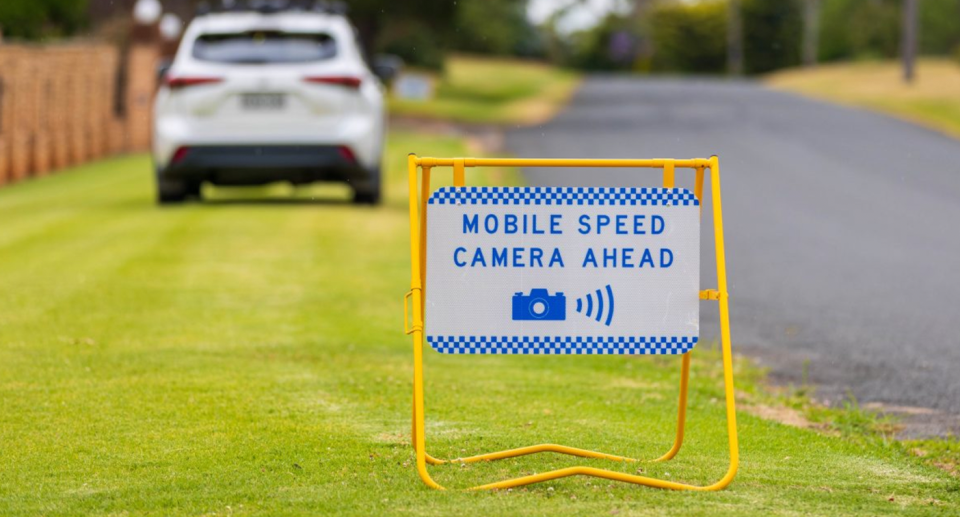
[152, 7, 386, 203]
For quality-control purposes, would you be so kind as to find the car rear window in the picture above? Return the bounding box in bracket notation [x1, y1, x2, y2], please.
[192, 31, 337, 64]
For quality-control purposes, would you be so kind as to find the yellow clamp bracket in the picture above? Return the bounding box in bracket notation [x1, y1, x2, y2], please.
[663, 160, 676, 189]
[699, 289, 723, 301]
[453, 159, 466, 187]
[404, 289, 423, 335]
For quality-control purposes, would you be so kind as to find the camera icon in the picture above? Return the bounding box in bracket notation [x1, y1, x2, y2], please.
[512, 289, 566, 321]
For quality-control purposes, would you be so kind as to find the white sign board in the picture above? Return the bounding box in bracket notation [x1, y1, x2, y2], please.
[425, 186, 700, 355]
[393, 73, 435, 100]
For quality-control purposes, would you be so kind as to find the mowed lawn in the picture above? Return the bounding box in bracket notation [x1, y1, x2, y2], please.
[767, 59, 960, 140]
[1, 131, 959, 516]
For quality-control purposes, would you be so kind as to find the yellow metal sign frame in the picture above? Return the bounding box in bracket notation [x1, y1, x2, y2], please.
[404, 155, 738, 491]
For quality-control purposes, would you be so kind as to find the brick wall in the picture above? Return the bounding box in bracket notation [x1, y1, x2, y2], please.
[0, 42, 158, 186]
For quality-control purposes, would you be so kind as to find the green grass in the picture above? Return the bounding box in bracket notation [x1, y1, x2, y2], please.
[766, 59, 960, 140]
[389, 55, 581, 125]
[1, 130, 959, 516]
[904, 438, 960, 478]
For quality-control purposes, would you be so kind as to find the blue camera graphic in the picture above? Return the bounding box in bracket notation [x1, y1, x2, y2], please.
[512, 289, 566, 321]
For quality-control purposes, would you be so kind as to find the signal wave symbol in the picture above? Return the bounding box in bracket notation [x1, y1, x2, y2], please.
[575, 285, 615, 326]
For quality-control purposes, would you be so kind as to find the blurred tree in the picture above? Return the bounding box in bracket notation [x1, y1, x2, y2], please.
[546, 0, 806, 75]
[565, 13, 636, 70]
[819, 0, 899, 61]
[919, 0, 960, 56]
[452, 0, 542, 57]
[727, 0, 743, 74]
[352, 0, 545, 69]
[649, 0, 728, 74]
[633, 0, 655, 71]
[343, 0, 457, 69]
[647, 0, 801, 75]
[0, 0, 89, 40]
[547, 0, 960, 74]
[559, 0, 731, 74]
[741, 0, 803, 74]
[537, 8, 576, 66]
[819, 0, 960, 63]
[801, 0, 820, 67]
[902, 0, 917, 83]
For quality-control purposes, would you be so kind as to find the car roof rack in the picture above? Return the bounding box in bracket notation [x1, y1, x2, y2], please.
[195, 0, 348, 17]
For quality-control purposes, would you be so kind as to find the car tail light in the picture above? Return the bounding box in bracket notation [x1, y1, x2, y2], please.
[303, 76, 362, 90]
[337, 146, 357, 164]
[171, 146, 190, 164]
[164, 76, 223, 90]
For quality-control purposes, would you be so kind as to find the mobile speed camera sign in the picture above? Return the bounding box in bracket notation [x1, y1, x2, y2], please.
[425, 186, 700, 355]
[406, 156, 738, 492]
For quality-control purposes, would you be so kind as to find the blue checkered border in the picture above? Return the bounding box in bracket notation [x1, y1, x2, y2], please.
[428, 187, 699, 206]
[426, 335, 697, 355]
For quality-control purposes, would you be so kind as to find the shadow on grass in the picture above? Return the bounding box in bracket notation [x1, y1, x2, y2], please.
[198, 197, 352, 207]
[175, 197, 411, 214]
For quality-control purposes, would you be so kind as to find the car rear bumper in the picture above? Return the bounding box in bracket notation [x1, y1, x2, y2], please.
[158, 145, 374, 187]
[153, 111, 384, 171]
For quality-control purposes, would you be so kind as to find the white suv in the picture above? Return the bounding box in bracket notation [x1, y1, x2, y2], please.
[153, 1, 386, 204]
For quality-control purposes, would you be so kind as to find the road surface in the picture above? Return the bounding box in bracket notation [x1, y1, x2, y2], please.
[507, 78, 960, 434]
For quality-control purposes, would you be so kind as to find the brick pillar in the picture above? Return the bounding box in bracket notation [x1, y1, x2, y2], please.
[8, 47, 32, 181]
[49, 49, 70, 171]
[87, 47, 115, 160]
[124, 44, 160, 152]
[32, 50, 52, 177]
[0, 48, 11, 185]
[67, 48, 89, 165]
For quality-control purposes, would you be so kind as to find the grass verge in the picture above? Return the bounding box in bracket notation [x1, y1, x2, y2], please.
[766, 59, 960, 139]
[1, 130, 959, 515]
[749, 378, 960, 484]
[388, 54, 581, 125]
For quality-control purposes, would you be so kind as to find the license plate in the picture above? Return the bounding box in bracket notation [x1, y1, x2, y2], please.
[241, 93, 285, 110]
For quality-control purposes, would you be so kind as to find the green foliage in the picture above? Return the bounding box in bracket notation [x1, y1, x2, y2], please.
[902, 436, 960, 477]
[349, 0, 540, 69]
[557, 0, 805, 75]
[806, 394, 900, 441]
[0, 0, 88, 40]
[920, 0, 960, 55]
[562, 13, 636, 71]
[649, 0, 728, 74]
[376, 20, 447, 71]
[819, 0, 900, 62]
[741, 0, 803, 74]
[346, 0, 456, 69]
[818, 0, 960, 62]
[451, 0, 542, 57]
[555, 0, 960, 75]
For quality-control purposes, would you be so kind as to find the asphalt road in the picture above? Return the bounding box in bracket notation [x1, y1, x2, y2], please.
[506, 77, 960, 430]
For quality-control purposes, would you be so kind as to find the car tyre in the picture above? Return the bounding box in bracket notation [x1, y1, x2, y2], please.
[157, 178, 189, 204]
[186, 180, 203, 200]
[352, 167, 382, 205]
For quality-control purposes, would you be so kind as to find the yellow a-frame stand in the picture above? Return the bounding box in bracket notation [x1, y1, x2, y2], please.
[404, 155, 738, 491]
